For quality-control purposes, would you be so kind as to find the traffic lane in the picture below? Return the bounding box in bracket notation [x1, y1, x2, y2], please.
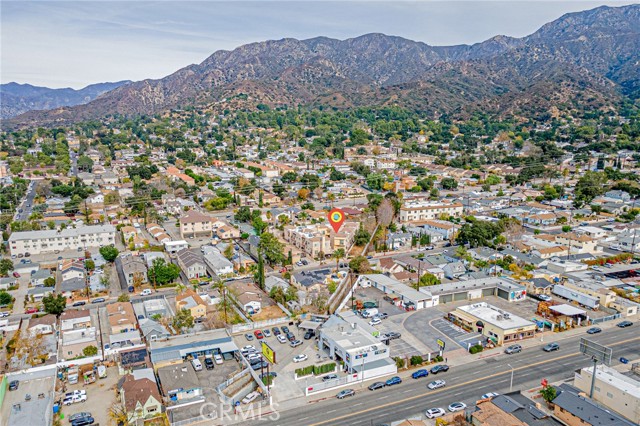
[243, 329, 640, 426]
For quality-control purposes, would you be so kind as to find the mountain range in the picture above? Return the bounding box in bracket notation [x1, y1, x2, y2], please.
[0, 81, 131, 120]
[4, 4, 639, 128]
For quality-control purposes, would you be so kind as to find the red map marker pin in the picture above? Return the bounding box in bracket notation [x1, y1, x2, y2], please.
[328, 208, 345, 233]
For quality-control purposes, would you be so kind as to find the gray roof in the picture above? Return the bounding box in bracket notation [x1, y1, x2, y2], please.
[501, 249, 544, 266]
[60, 277, 86, 292]
[492, 392, 562, 426]
[31, 269, 52, 280]
[157, 363, 200, 395]
[529, 278, 553, 288]
[293, 268, 331, 287]
[138, 319, 170, 339]
[8, 224, 115, 242]
[203, 251, 233, 270]
[552, 384, 635, 426]
[177, 249, 205, 268]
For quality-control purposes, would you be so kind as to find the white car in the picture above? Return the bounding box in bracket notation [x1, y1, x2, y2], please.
[63, 394, 87, 405]
[241, 391, 260, 404]
[277, 334, 288, 344]
[425, 408, 446, 418]
[64, 390, 87, 398]
[139, 289, 152, 296]
[427, 380, 446, 390]
[247, 353, 262, 361]
[293, 354, 308, 363]
[241, 345, 256, 352]
[214, 354, 223, 364]
[481, 392, 500, 399]
[368, 318, 382, 326]
[448, 402, 467, 412]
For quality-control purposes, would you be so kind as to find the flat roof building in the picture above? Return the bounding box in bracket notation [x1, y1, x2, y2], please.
[8, 225, 116, 256]
[149, 329, 236, 369]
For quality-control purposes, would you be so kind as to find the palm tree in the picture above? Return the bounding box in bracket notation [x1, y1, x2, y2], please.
[212, 280, 231, 324]
[333, 248, 345, 272]
[174, 282, 186, 295]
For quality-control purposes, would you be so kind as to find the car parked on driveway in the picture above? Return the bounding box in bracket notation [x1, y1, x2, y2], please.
[430, 365, 449, 374]
[412, 369, 429, 379]
[425, 408, 446, 419]
[543, 342, 560, 352]
[617, 321, 633, 328]
[505, 344, 522, 354]
[427, 380, 446, 390]
[385, 376, 402, 386]
[368, 382, 386, 391]
[587, 327, 602, 334]
[336, 389, 355, 399]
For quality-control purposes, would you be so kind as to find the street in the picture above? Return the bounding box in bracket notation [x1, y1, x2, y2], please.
[241, 325, 640, 426]
[14, 180, 36, 221]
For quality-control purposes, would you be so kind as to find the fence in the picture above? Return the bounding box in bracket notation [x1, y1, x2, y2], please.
[591, 313, 621, 324]
[227, 316, 290, 334]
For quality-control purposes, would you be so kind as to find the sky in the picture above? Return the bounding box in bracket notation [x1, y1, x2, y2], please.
[1, 1, 637, 89]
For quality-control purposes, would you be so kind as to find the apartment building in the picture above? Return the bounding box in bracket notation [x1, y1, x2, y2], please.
[399, 201, 463, 223]
[179, 210, 214, 238]
[8, 224, 116, 256]
[283, 222, 357, 258]
[554, 232, 599, 254]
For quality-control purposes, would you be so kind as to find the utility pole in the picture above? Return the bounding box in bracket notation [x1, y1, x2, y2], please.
[589, 357, 598, 398]
[508, 363, 514, 392]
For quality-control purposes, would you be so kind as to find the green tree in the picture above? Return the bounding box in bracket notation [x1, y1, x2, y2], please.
[148, 258, 181, 286]
[285, 285, 298, 302]
[213, 280, 232, 323]
[441, 177, 458, 190]
[456, 220, 504, 248]
[258, 232, 285, 266]
[223, 244, 234, 260]
[269, 286, 286, 305]
[99, 246, 119, 262]
[172, 308, 194, 332]
[117, 294, 130, 302]
[83, 345, 98, 357]
[574, 171, 608, 207]
[333, 248, 345, 271]
[0, 259, 14, 277]
[419, 273, 441, 287]
[43, 277, 56, 287]
[42, 293, 66, 317]
[0, 290, 13, 306]
[84, 259, 95, 272]
[349, 256, 372, 274]
[539, 383, 557, 403]
[354, 226, 371, 246]
[234, 206, 252, 222]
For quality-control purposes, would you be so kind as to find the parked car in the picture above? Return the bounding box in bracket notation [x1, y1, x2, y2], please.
[385, 376, 402, 386]
[277, 335, 288, 344]
[286, 332, 296, 342]
[245, 333, 254, 341]
[336, 389, 355, 399]
[368, 382, 386, 391]
[537, 294, 552, 302]
[430, 365, 449, 374]
[587, 327, 602, 334]
[214, 354, 223, 364]
[368, 318, 382, 326]
[241, 345, 255, 352]
[505, 344, 522, 354]
[448, 402, 467, 412]
[617, 321, 633, 328]
[91, 298, 105, 304]
[304, 330, 315, 340]
[25, 307, 38, 314]
[481, 392, 500, 399]
[272, 327, 281, 336]
[322, 374, 338, 382]
[293, 354, 308, 363]
[427, 380, 446, 390]
[63, 394, 87, 405]
[289, 339, 302, 348]
[241, 391, 260, 404]
[65, 390, 87, 398]
[71, 417, 95, 426]
[0, 311, 9, 318]
[12, 272, 20, 278]
[139, 289, 152, 296]
[262, 329, 272, 337]
[377, 313, 389, 320]
[543, 342, 560, 352]
[72, 301, 86, 307]
[204, 358, 215, 370]
[8, 380, 19, 391]
[68, 412, 92, 423]
[259, 372, 278, 379]
[411, 369, 429, 379]
[386, 331, 402, 340]
[254, 330, 264, 339]
[251, 361, 268, 370]
[281, 326, 290, 334]
[425, 408, 446, 419]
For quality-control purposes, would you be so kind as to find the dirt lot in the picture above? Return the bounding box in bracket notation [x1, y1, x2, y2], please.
[252, 305, 286, 321]
[59, 366, 119, 426]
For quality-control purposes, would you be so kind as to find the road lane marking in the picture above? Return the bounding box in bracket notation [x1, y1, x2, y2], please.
[308, 335, 640, 426]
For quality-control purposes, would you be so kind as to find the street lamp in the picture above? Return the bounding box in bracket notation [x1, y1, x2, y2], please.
[507, 363, 514, 392]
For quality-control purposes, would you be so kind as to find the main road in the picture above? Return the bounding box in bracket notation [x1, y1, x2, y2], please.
[243, 326, 640, 426]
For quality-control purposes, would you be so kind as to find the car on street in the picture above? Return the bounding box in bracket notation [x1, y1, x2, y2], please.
[241, 391, 260, 404]
[537, 294, 552, 302]
[368, 318, 381, 326]
[277, 335, 288, 344]
[481, 392, 500, 399]
[91, 298, 105, 304]
[448, 402, 467, 412]
[587, 327, 602, 334]
[272, 327, 281, 336]
[293, 354, 308, 363]
[204, 358, 215, 370]
[427, 380, 446, 390]
[8, 380, 19, 391]
[254, 330, 264, 339]
[322, 374, 338, 382]
[296, 261, 303, 266]
[245, 333, 254, 341]
[368, 382, 386, 391]
[25, 307, 38, 314]
[425, 408, 446, 419]
[412, 369, 429, 379]
[0, 311, 9, 318]
[139, 289, 152, 296]
[12, 272, 20, 278]
[386, 376, 402, 386]
[336, 389, 355, 399]
[289, 339, 302, 348]
[617, 321, 633, 328]
[262, 329, 272, 337]
[505, 344, 522, 354]
[543, 342, 560, 352]
[72, 301, 86, 307]
[430, 365, 449, 374]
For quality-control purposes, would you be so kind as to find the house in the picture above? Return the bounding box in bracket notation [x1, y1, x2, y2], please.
[229, 281, 263, 314]
[119, 347, 151, 374]
[27, 286, 54, 302]
[31, 269, 53, 287]
[60, 276, 87, 294]
[179, 210, 214, 238]
[59, 260, 85, 282]
[138, 318, 171, 343]
[157, 362, 203, 402]
[106, 302, 137, 334]
[551, 383, 635, 426]
[0, 277, 16, 290]
[472, 392, 561, 426]
[116, 255, 148, 288]
[526, 278, 554, 295]
[264, 276, 290, 294]
[118, 374, 163, 422]
[60, 327, 98, 359]
[419, 220, 458, 240]
[176, 249, 207, 280]
[214, 225, 241, 240]
[60, 309, 92, 331]
[175, 289, 207, 319]
[203, 249, 234, 276]
[442, 261, 466, 279]
[27, 314, 57, 336]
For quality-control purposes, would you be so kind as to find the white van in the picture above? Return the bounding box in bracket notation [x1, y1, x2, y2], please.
[191, 358, 203, 371]
[362, 308, 379, 318]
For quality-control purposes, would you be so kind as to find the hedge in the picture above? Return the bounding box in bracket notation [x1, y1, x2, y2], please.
[410, 355, 423, 366]
[469, 344, 484, 354]
[295, 362, 336, 378]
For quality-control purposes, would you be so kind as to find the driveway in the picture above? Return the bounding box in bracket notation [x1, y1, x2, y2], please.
[429, 318, 482, 350]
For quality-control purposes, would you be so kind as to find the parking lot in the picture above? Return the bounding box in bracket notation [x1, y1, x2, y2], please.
[1, 375, 55, 426]
[351, 286, 408, 318]
[59, 365, 119, 426]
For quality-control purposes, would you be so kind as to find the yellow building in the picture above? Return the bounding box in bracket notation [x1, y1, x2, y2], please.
[176, 289, 207, 318]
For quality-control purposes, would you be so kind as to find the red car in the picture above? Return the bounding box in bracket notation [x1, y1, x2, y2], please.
[25, 307, 38, 314]
[12, 272, 20, 278]
[254, 330, 264, 339]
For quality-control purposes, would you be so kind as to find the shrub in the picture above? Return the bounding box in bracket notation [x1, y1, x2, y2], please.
[295, 365, 314, 377]
[410, 355, 423, 366]
[262, 376, 274, 386]
[394, 357, 405, 369]
[435, 355, 444, 362]
[469, 344, 484, 354]
[313, 362, 336, 375]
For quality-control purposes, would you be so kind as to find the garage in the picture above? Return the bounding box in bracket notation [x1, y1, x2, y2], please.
[439, 294, 454, 304]
[482, 288, 495, 297]
[453, 292, 468, 301]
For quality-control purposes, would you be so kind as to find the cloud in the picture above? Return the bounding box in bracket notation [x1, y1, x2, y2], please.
[1, 0, 636, 88]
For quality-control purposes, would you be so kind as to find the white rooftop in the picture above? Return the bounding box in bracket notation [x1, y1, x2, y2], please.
[458, 302, 534, 330]
[549, 304, 585, 316]
[583, 364, 640, 399]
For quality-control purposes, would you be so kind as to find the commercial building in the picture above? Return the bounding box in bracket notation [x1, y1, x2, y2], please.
[8, 224, 116, 256]
[574, 364, 640, 424]
[552, 383, 636, 426]
[425, 277, 528, 305]
[448, 302, 537, 345]
[149, 329, 237, 369]
[356, 274, 435, 310]
[399, 201, 463, 223]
